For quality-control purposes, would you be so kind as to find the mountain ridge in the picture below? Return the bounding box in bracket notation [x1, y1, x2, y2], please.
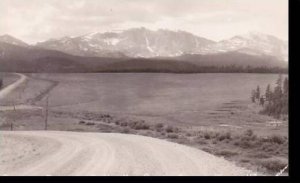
[0, 41, 288, 73]
[36, 27, 215, 58]
[0, 28, 288, 64]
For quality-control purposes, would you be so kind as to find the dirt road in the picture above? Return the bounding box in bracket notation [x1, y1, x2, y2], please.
[0, 131, 253, 176]
[0, 73, 27, 100]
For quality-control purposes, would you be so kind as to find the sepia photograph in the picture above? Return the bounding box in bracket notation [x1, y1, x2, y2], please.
[0, 0, 288, 176]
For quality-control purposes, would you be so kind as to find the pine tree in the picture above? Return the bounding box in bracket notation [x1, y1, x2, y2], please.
[251, 89, 256, 103]
[276, 74, 283, 86]
[256, 86, 260, 100]
[265, 84, 271, 102]
[274, 74, 283, 100]
[259, 75, 288, 119]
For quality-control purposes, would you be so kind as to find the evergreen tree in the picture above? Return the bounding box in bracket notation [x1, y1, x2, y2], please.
[259, 97, 265, 106]
[260, 74, 288, 119]
[256, 86, 260, 100]
[265, 84, 271, 102]
[251, 89, 256, 103]
[274, 74, 283, 100]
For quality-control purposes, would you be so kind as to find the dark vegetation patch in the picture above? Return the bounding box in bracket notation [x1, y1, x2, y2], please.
[85, 122, 95, 126]
[167, 133, 179, 139]
[215, 150, 239, 157]
[257, 158, 288, 173]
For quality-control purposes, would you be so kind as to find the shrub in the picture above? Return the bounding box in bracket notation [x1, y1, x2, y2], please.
[142, 131, 153, 137]
[85, 122, 95, 126]
[120, 122, 128, 127]
[239, 129, 257, 142]
[154, 123, 164, 132]
[238, 139, 255, 149]
[103, 114, 111, 118]
[204, 133, 211, 139]
[261, 143, 278, 153]
[202, 147, 212, 153]
[217, 132, 231, 141]
[269, 135, 286, 144]
[195, 136, 208, 145]
[185, 132, 192, 137]
[233, 141, 240, 146]
[165, 125, 174, 133]
[121, 127, 131, 134]
[244, 129, 254, 137]
[241, 159, 250, 163]
[215, 150, 239, 157]
[79, 120, 85, 124]
[203, 131, 216, 139]
[129, 121, 150, 130]
[167, 133, 179, 139]
[173, 127, 180, 133]
[155, 123, 164, 129]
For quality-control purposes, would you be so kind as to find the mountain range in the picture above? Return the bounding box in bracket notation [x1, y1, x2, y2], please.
[1, 28, 288, 61]
[0, 28, 288, 73]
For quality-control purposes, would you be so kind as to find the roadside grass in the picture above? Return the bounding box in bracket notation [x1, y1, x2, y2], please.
[76, 112, 287, 175]
[257, 157, 288, 173]
[68, 111, 285, 175]
[189, 129, 288, 174]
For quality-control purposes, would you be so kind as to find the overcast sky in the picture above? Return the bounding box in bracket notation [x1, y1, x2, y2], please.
[0, 0, 288, 44]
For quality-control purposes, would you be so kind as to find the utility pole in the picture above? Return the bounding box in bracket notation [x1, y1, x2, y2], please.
[45, 95, 49, 130]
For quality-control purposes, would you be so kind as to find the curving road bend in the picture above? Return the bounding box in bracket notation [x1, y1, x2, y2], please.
[0, 73, 27, 100]
[0, 131, 253, 176]
[0, 73, 42, 111]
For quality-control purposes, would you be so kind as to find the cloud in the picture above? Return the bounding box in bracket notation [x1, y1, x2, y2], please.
[0, 0, 288, 43]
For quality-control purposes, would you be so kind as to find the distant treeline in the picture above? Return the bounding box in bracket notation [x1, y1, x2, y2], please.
[94, 61, 288, 73]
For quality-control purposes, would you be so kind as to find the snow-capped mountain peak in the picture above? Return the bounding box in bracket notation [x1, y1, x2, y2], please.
[32, 29, 287, 61]
[36, 28, 215, 58]
[200, 31, 288, 61]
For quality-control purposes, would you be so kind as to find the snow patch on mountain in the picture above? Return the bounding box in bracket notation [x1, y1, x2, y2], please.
[103, 38, 120, 46]
[145, 37, 154, 53]
[199, 32, 288, 61]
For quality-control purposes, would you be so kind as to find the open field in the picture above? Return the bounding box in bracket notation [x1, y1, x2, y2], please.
[0, 73, 288, 175]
